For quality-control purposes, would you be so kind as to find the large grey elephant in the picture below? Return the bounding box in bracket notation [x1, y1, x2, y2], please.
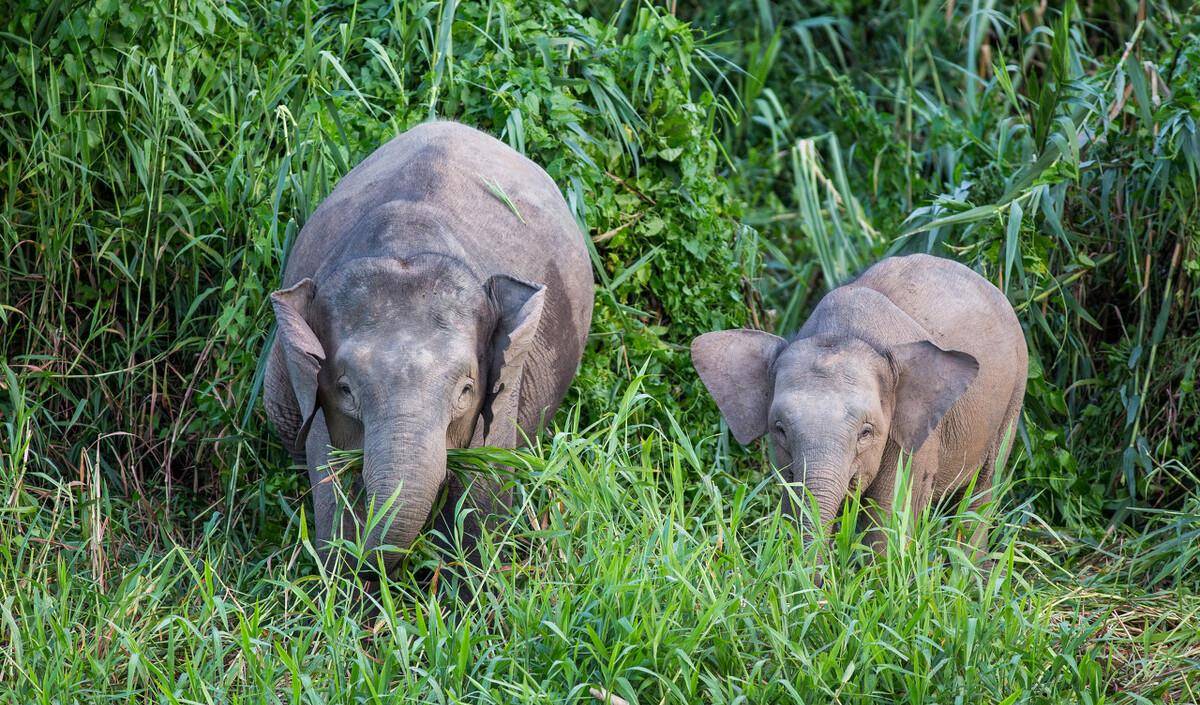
[263, 121, 594, 571]
[692, 254, 1026, 551]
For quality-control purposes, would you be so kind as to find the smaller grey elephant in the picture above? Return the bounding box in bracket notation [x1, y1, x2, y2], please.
[692, 254, 1027, 552]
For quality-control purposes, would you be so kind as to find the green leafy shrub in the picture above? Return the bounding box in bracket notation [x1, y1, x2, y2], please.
[0, 0, 752, 500]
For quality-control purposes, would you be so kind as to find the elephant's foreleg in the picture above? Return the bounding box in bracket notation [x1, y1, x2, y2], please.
[431, 470, 512, 566]
[862, 439, 940, 554]
[305, 410, 363, 570]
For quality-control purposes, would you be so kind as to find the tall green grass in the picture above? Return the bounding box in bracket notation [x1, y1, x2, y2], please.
[2, 375, 1196, 702]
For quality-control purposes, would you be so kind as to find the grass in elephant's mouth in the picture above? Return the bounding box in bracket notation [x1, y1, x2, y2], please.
[3, 377, 1194, 703]
[328, 444, 536, 474]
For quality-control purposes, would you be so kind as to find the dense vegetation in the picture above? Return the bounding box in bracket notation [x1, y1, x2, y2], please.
[687, 0, 1200, 528]
[0, 0, 1196, 702]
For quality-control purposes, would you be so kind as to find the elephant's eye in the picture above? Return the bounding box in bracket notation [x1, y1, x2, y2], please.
[459, 379, 475, 399]
[859, 424, 874, 443]
[773, 420, 787, 440]
[335, 377, 358, 414]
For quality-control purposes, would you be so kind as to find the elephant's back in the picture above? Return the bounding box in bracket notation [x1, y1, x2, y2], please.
[284, 121, 591, 292]
[852, 254, 1024, 366]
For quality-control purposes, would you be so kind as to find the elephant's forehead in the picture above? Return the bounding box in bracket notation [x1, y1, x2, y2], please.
[316, 254, 485, 334]
[336, 328, 461, 371]
[776, 387, 871, 418]
[325, 285, 476, 333]
[777, 342, 871, 385]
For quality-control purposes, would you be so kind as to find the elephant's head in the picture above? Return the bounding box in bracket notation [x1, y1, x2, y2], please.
[270, 253, 544, 568]
[691, 330, 977, 531]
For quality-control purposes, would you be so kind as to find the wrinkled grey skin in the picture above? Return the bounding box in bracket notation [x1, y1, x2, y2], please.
[692, 255, 1026, 551]
[263, 121, 594, 572]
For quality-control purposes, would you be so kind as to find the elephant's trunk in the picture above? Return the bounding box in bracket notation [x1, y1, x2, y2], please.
[360, 416, 447, 569]
[788, 445, 852, 533]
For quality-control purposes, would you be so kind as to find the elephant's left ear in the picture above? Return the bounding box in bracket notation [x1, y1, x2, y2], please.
[474, 274, 546, 448]
[887, 340, 979, 453]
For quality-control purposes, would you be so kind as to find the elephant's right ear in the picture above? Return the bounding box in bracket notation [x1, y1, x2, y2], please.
[887, 340, 978, 453]
[270, 278, 325, 444]
[691, 330, 787, 445]
[474, 274, 546, 448]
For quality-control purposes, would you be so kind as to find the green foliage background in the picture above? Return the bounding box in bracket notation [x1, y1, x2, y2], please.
[1, 0, 1198, 702]
[2, 0, 754, 502]
[682, 0, 1200, 529]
